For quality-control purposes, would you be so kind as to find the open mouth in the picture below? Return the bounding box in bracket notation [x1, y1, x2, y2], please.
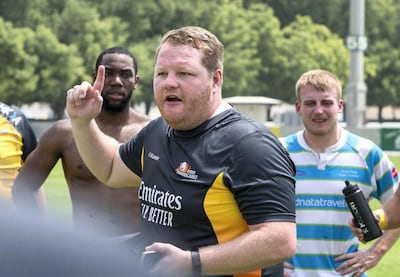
[166, 95, 182, 102]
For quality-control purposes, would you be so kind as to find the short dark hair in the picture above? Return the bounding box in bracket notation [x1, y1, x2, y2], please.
[95, 47, 138, 74]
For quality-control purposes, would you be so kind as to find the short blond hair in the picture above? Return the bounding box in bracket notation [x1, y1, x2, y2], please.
[155, 26, 224, 74]
[295, 69, 342, 100]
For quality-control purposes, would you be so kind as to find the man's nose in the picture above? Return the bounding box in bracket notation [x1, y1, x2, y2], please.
[163, 73, 179, 88]
[110, 75, 123, 85]
[314, 104, 324, 113]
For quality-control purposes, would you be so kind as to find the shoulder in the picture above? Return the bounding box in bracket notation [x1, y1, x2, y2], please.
[344, 130, 386, 161]
[0, 103, 28, 125]
[128, 109, 152, 124]
[39, 119, 72, 140]
[33, 119, 76, 155]
[0, 102, 23, 117]
[279, 133, 299, 149]
[222, 109, 269, 134]
[345, 131, 379, 151]
[46, 119, 72, 131]
[133, 117, 167, 139]
[0, 102, 16, 117]
[142, 117, 166, 131]
[220, 111, 284, 150]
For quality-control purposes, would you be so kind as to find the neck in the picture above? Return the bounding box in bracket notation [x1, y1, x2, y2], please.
[303, 127, 341, 154]
[96, 107, 131, 126]
[211, 101, 232, 118]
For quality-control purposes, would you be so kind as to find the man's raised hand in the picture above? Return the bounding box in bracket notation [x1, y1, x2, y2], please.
[66, 65, 105, 121]
[92, 65, 105, 96]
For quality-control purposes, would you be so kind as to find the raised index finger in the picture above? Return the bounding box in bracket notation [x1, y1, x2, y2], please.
[93, 65, 105, 94]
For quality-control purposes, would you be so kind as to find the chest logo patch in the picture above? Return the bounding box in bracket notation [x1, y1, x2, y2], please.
[176, 162, 198, 180]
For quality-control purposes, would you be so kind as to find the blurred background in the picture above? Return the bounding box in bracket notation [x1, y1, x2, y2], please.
[2, 0, 400, 149]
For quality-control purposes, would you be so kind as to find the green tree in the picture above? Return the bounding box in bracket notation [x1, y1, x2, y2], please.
[87, 0, 162, 41]
[207, 0, 260, 98]
[263, 0, 349, 37]
[261, 0, 400, 121]
[364, 0, 400, 121]
[26, 25, 85, 119]
[0, 0, 38, 27]
[54, 0, 129, 77]
[130, 37, 160, 114]
[6, 0, 399, 122]
[0, 0, 67, 28]
[245, 3, 283, 97]
[268, 16, 349, 103]
[0, 19, 38, 104]
[0, 17, 87, 118]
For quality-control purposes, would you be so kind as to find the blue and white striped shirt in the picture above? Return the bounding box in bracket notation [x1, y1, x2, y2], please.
[280, 129, 399, 277]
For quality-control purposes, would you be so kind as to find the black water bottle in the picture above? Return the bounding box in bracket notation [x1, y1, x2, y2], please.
[343, 180, 383, 242]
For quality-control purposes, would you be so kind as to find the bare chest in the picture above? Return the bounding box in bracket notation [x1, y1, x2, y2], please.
[62, 124, 141, 179]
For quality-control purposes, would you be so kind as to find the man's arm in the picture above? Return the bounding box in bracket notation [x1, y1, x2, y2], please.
[66, 65, 140, 188]
[351, 188, 400, 238]
[340, 175, 400, 276]
[12, 124, 63, 214]
[367, 228, 400, 260]
[145, 221, 296, 276]
[337, 225, 400, 276]
[200, 221, 296, 275]
[381, 187, 400, 229]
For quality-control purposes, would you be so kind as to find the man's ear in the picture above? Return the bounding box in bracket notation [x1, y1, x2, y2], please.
[134, 75, 140, 89]
[295, 101, 301, 114]
[338, 99, 344, 112]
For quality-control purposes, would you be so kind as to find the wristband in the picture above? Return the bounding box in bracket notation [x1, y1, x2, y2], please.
[375, 209, 387, 229]
[191, 250, 201, 276]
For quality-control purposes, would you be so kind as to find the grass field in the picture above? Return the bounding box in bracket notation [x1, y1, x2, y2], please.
[43, 161, 72, 224]
[43, 157, 400, 276]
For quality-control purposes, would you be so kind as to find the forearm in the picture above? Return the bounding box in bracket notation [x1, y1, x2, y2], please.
[199, 222, 296, 275]
[12, 180, 44, 214]
[369, 228, 400, 259]
[382, 191, 400, 229]
[70, 119, 119, 185]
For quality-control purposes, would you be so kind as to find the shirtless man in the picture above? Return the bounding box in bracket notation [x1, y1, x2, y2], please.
[12, 47, 150, 236]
